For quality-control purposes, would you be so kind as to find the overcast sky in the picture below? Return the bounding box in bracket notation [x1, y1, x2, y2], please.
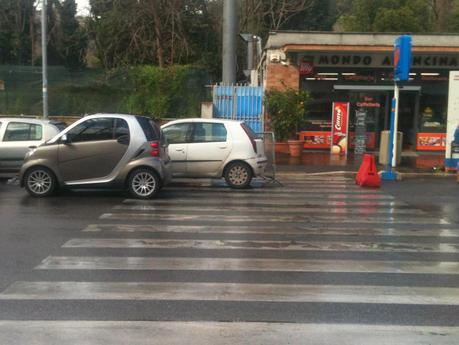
[76, 0, 90, 16]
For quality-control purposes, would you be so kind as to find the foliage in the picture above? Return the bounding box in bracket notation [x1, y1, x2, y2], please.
[240, 0, 335, 40]
[88, 0, 219, 74]
[0, 64, 209, 117]
[0, 0, 35, 64]
[287, 0, 336, 31]
[336, 0, 440, 32]
[59, 0, 87, 69]
[265, 89, 310, 142]
[0, 0, 87, 67]
[122, 65, 208, 118]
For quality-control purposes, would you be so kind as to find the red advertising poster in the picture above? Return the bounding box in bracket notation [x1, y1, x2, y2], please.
[299, 131, 376, 150]
[416, 133, 446, 151]
[331, 102, 350, 155]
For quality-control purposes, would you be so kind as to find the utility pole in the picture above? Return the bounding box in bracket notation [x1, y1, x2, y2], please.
[222, 0, 237, 84]
[41, 0, 48, 119]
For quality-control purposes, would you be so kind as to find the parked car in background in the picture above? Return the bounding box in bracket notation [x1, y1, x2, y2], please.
[161, 118, 267, 188]
[19, 114, 171, 199]
[0, 118, 65, 174]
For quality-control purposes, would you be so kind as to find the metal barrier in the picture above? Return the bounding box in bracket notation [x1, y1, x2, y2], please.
[258, 131, 280, 184]
[213, 84, 264, 133]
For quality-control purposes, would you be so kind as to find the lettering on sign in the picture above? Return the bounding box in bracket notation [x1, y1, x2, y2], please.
[299, 53, 459, 69]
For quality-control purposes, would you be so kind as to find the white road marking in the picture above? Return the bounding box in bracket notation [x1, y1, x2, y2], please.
[82, 223, 459, 237]
[113, 204, 425, 215]
[2, 281, 459, 305]
[1, 321, 456, 345]
[36, 256, 459, 274]
[100, 213, 449, 225]
[164, 187, 384, 194]
[62, 238, 459, 253]
[123, 198, 406, 207]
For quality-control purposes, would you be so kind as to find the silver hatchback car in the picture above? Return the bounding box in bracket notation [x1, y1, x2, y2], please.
[0, 117, 64, 174]
[19, 114, 171, 199]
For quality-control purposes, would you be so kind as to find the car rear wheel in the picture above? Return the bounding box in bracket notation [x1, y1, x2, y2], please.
[128, 168, 160, 199]
[24, 167, 57, 197]
[224, 162, 253, 189]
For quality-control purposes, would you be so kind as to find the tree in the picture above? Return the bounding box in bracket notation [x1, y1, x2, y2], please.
[88, 0, 220, 72]
[286, 0, 336, 31]
[0, 0, 35, 64]
[336, 0, 435, 32]
[240, 0, 318, 39]
[59, 0, 87, 69]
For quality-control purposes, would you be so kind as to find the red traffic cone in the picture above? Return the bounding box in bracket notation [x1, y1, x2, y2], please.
[356, 154, 381, 188]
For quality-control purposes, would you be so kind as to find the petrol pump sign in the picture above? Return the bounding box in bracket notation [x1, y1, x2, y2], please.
[394, 35, 412, 82]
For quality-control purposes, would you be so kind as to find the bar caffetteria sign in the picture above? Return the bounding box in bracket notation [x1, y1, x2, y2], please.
[299, 53, 459, 69]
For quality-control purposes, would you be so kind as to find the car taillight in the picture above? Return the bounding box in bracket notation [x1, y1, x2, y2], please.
[150, 141, 160, 157]
[241, 124, 257, 153]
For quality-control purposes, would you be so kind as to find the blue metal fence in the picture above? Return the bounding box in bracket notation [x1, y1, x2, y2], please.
[212, 85, 264, 133]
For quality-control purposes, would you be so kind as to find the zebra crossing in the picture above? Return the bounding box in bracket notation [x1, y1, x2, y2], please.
[1, 173, 459, 344]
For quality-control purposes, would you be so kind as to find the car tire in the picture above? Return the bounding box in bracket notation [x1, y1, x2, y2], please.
[24, 167, 57, 197]
[128, 168, 160, 199]
[224, 161, 253, 189]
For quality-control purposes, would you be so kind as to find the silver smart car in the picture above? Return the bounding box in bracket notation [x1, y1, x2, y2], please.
[19, 114, 171, 199]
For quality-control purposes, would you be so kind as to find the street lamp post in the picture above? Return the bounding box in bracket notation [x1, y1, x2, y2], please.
[41, 0, 48, 119]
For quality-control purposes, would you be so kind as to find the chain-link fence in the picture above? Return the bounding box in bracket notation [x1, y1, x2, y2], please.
[0, 65, 209, 117]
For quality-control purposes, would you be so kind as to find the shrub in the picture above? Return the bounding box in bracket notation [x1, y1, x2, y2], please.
[265, 89, 310, 142]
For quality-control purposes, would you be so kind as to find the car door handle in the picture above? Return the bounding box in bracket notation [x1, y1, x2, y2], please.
[219, 146, 227, 149]
[28, 146, 37, 149]
[176, 148, 184, 152]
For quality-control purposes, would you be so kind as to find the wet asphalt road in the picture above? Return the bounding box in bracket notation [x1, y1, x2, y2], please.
[0, 174, 459, 344]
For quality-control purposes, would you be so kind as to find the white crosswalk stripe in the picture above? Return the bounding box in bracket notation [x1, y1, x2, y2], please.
[1, 321, 458, 345]
[3, 281, 459, 304]
[82, 223, 459, 237]
[62, 238, 459, 253]
[1, 174, 458, 344]
[37, 256, 459, 274]
[99, 213, 450, 225]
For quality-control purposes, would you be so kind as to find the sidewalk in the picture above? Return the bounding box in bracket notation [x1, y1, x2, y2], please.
[275, 151, 452, 176]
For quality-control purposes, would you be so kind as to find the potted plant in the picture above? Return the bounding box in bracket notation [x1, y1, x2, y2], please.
[265, 89, 310, 157]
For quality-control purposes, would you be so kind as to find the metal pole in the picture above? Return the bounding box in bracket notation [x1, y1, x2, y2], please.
[247, 36, 254, 71]
[41, 0, 48, 119]
[222, 0, 237, 84]
[391, 84, 400, 168]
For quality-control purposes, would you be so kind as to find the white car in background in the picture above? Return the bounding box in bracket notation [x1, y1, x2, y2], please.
[0, 118, 65, 173]
[161, 118, 267, 188]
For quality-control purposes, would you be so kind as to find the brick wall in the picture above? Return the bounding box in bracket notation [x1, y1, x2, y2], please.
[265, 64, 300, 91]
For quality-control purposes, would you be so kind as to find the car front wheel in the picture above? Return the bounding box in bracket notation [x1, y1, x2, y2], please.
[24, 167, 57, 197]
[224, 161, 253, 189]
[128, 168, 160, 199]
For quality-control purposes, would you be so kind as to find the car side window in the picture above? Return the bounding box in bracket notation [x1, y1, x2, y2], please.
[162, 123, 191, 144]
[67, 118, 115, 143]
[114, 118, 130, 140]
[191, 123, 227, 143]
[3, 122, 43, 141]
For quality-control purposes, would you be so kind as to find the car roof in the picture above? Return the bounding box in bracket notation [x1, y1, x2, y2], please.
[83, 113, 152, 121]
[162, 118, 242, 126]
[0, 117, 56, 125]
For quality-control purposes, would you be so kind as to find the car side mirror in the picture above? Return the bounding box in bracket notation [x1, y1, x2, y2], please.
[60, 134, 70, 144]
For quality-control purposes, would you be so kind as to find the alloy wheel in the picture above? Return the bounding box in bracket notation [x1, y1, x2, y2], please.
[27, 170, 53, 195]
[131, 171, 157, 197]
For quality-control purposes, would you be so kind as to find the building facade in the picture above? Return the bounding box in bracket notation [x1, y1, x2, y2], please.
[263, 31, 459, 152]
